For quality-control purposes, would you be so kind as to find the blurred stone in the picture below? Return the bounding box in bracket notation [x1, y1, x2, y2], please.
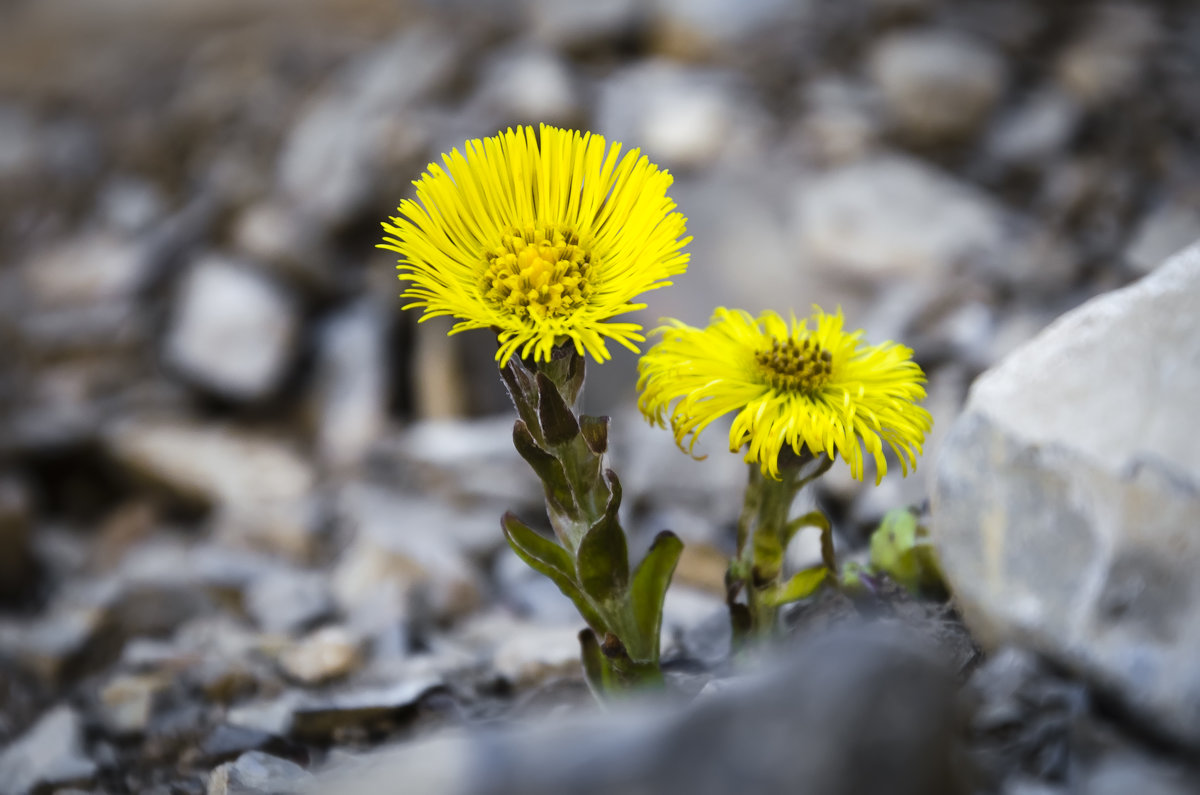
[1079, 753, 1200, 795]
[0, 105, 39, 182]
[278, 27, 455, 229]
[97, 672, 169, 736]
[491, 622, 582, 688]
[0, 605, 103, 685]
[289, 676, 444, 741]
[278, 627, 365, 686]
[311, 624, 960, 795]
[164, 256, 298, 402]
[108, 415, 314, 510]
[23, 233, 149, 309]
[0, 705, 97, 795]
[333, 485, 483, 624]
[986, 89, 1080, 166]
[98, 176, 167, 235]
[650, 0, 799, 59]
[596, 62, 763, 171]
[198, 724, 306, 767]
[475, 45, 580, 126]
[1125, 201, 1200, 275]
[1055, 3, 1159, 106]
[494, 547, 579, 625]
[933, 243, 1200, 747]
[798, 78, 882, 165]
[312, 300, 389, 472]
[870, 29, 1008, 142]
[796, 154, 1008, 282]
[524, 0, 644, 52]
[0, 476, 34, 604]
[245, 570, 335, 636]
[231, 201, 334, 296]
[386, 416, 540, 507]
[207, 751, 312, 795]
[411, 317, 470, 420]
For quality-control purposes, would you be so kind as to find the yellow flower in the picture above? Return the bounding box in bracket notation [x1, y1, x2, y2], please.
[380, 125, 690, 365]
[637, 307, 932, 483]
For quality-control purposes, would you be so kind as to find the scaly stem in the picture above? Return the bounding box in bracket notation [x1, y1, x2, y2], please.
[499, 346, 682, 694]
[728, 450, 834, 642]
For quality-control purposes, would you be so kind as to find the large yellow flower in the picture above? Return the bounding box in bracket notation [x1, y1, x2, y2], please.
[637, 307, 932, 483]
[380, 125, 690, 365]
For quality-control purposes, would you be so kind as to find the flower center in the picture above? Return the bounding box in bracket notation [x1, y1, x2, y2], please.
[482, 224, 594, 322]
[755, 337, 833, 394]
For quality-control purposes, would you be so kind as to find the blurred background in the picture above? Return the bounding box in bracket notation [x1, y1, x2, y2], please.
[0, 0, 1198, 789]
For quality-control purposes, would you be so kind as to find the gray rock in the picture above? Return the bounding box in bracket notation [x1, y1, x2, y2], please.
[277, 27, 456, 228]
[933, 242, 1200, 747]
[1079, 752, 1200, 795]
[489, 620, 583, 688]
[650, 0, 800, 59]
[798, 78, 882, 165]
[523, 0, 644, 52]
[332, 484, 484, 624]
[245, 570, 336, 636]
[869, 29, 1008, 141]
[1055, 3, 1159, 106]
[312, 300, 389, 472]
[164, 256, 298, 402]
[97, 672, 170, 736]
[289, 676, 444, 741]
[310, 624, 962, 795]
[0, 705, 97, 795]
[207, 751, 312, 795]
[231, 202, 334, 295]
[278, 627, 366, 686]
[595, 62, 764, 171]
[474, 45, 580, 126]
[97, 176, 167, 235]
[0, 604, 104, 684]
[1124, 201, 1200, 276]
[986, 89, 1080, 166]
[795, 154, 1008, 281]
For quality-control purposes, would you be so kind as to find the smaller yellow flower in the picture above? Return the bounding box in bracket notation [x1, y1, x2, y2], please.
[637, 307, 932, 483]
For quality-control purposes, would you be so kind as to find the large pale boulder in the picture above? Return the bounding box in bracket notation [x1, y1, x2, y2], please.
[933, 242, 1200, 747]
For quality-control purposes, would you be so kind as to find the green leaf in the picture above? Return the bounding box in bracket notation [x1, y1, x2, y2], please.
[869, 507, 923, 591]
[536, 372, 580, 445]
[579, 415, 609, 456]
[575, 470, 629, 603]
[579, 628, 616, 698]
[502, 512, 606, 632]
[629, 530, 683, 659]
[499, 358, 541, 440]
[761, 565, 828, 607]
[512, 421, 575, 518]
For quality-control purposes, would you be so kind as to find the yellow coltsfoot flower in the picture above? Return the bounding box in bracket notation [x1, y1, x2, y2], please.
[380, 124, 691, 365]
[637, 307, 932, 483]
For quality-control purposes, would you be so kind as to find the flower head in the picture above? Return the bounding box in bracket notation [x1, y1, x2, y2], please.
[380, 125, 690, 365]
[637, 307, 932, 483]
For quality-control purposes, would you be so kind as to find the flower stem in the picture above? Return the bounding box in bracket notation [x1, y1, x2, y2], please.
[499, 346, 682, 695]
[728, 450, 834, 642]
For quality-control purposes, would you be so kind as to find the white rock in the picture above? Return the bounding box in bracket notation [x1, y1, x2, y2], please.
[245, 569, 335, 635]
[492, 622, 582, 687]
[312, 300, 389, 471]
[277, 28, 455, 227]
[207, 751, 312, 795]
[986, 89, 1080, 166]
[0, 706, 96, 795]
[869, 29, 1007, 141]
[795, 154, 1008, 281]
[164, 256, 298, 402]
[278, 626, 365, 685]
[933, 242, 1200, 747]
[524, 0, 643, 51]
[651, 0, 798, 57]
[475, 45, 580, 126]
[23, 233, 149, 308]
[595, 62, 763, 171]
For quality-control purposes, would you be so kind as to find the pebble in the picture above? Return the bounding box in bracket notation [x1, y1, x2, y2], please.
[163, 256, 298, 402]
[244, 569, 336, 636]
[206, 751, 312, 795]
[0, 705, 97, 795]
[278, 626, 366, 686]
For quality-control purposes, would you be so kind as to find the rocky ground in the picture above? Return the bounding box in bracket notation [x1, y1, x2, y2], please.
[2, 0, 1200, 793]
